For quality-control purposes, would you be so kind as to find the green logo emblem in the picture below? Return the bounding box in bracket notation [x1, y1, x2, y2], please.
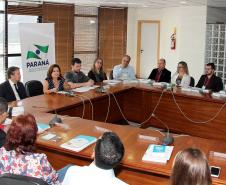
[27, 44, 49, 59]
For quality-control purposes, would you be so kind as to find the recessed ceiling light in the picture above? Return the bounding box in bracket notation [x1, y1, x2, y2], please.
[119, 2, 127, 5]
[180, 1, 187, 4]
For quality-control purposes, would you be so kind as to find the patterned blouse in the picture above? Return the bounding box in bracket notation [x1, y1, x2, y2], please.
[46, 77, 65, 91]
[0, 147, 60, 185]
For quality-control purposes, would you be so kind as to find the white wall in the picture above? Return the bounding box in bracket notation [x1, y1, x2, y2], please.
[207, 7, 226, 23]
[127, 6, 207, 83]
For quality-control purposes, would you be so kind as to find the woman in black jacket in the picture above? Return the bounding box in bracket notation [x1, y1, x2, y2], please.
[88, 58, 107, 82]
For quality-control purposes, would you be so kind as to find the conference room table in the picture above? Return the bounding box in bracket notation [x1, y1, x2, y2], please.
[15, 81, 226, 185]
[21, 81, 226, 141]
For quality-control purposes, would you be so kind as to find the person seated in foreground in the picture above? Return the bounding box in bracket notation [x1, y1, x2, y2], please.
[62, 132, 128, 185]
[88, 58, 107, 83]
[171, 61, 191, 88]
[0, 66, 27, 102]
[43, 64, 70, 94]
[0, 97, 8, 147]
[0, 114, 61, 185]
[113, 55, 136, 80]
[64, 58, 94, 89]
[170, 148, 212, 185]
[196, 63, 223, 92]
[148, 58, 171, 83]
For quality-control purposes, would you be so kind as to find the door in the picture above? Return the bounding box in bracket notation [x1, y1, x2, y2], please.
[137, 21, 160, 78]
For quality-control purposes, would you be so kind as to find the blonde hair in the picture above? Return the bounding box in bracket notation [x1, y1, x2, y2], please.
[177, 61, 189, 75]
[91, 58, 104, 74]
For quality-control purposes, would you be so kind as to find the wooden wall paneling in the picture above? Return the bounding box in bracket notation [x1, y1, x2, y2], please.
[43, 3, 74, 74]
[8, 5, 43, 16]
[98, 7, 127, 75]
[51, 91, 126, 123]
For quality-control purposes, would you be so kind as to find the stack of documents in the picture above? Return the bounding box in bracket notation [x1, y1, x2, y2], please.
[142, 144, 174, 164]
[12, 106, 24, 117]
[72, 86, 99, 93]
[61, 135, 97, 152]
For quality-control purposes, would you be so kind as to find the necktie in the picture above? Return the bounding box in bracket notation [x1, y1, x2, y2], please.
[14, 84, 22, 99]
[155, 70, 162, 82]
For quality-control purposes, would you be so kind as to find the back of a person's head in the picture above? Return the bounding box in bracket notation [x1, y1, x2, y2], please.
[5, 114, 38, 154]
[95, 132, 124, 170]
[171, 148, 212, 185]
[71, 58, 82, 66]
[0, 97, 8, 115]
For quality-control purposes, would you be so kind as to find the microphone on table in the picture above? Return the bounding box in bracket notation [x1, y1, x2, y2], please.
[65, 90, 76, 97]
[48, 110, 63, 127]
[152, 114, 174, 146]
[32, 106, 63, 127]
[96, 82, 106, 93]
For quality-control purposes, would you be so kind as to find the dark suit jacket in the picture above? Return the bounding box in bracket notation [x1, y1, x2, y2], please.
[0, 80, 27, 102]
[196, 75, 223, 92]
[148, 68, 171, 83]
[0, 129, 6, 147]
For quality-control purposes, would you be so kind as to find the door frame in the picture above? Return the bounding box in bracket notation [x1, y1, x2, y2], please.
[136, 20, 160, 78]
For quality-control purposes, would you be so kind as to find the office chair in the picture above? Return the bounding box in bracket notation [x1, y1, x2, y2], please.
[0, 173, 48, 185]
[25, 80, 44, 97]
[109, 70, 114, 80]
[190, 76, 195, 87]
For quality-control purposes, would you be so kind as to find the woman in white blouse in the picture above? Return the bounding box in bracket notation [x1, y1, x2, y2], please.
[172, 61, 191, 88]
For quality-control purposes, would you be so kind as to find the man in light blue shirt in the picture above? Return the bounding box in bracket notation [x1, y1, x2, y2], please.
[113, 55, 136, 80]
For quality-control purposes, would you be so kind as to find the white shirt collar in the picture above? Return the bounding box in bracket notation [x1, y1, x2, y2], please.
[89, 162, 115, 179]
[9, 79, 16, 86]
[8, 79, 20, 100]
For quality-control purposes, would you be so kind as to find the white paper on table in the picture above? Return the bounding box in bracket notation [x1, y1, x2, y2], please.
[103, 80, 121, 85]
[3, 118, 12, 125]
[72, 87, 92, 93]
[123, 80, 138, 84]
[12, 106, 24, 117]
[138, 79, 151, 84]
[142, 144, 174, 164]
[89, 85, 99, 89]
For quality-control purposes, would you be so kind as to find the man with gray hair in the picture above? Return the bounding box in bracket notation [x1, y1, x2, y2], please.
[148, 58, 171, 83]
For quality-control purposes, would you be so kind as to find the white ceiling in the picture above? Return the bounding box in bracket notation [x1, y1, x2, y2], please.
[9, 0, 226, 8]
[45, 0, 207, 8]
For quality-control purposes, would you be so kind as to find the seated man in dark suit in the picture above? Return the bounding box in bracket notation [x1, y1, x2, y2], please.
[148, 58, 171, 83]
[0, 66, 27, 102]
[196, 63, 223, 92]
[0, 97, 8, 147]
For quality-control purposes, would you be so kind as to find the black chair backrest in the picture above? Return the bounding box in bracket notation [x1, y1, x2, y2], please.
[25, 80, 43, 97]
[0, 174, 48, 185]
[109, 70, 113, 80]
[190, 76, 195, 87]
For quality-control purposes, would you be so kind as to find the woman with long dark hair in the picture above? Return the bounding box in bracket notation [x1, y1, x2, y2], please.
[43, 64, 70, 94]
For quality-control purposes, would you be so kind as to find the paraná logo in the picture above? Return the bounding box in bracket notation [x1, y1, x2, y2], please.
[26, 44, 50, 69]
[27, 44, 49, 60]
